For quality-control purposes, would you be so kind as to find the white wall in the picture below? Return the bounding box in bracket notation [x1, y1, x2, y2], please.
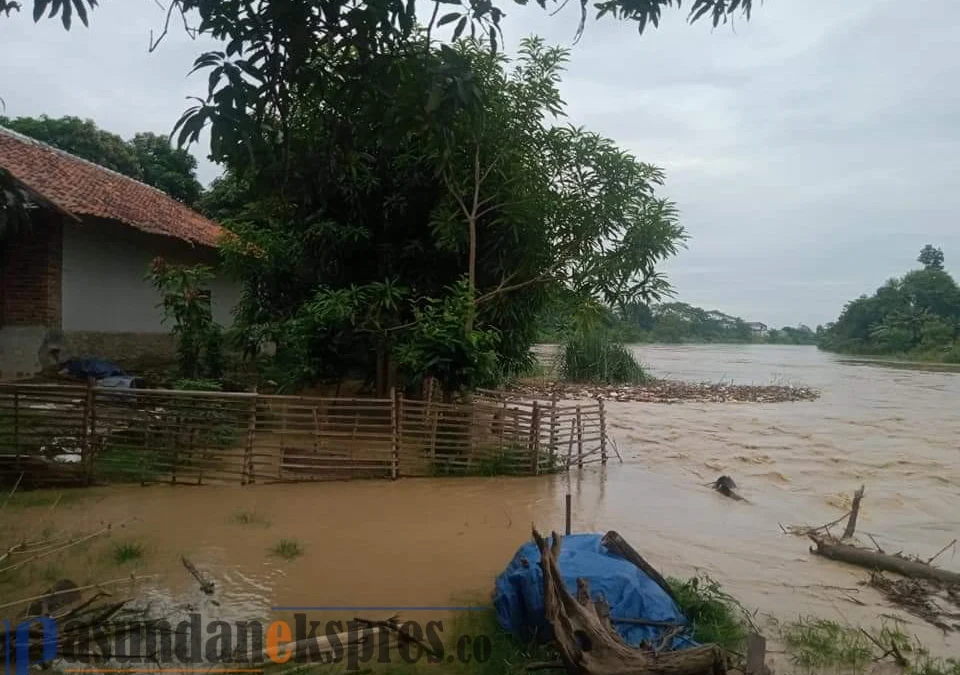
[61, 219, 241, 332]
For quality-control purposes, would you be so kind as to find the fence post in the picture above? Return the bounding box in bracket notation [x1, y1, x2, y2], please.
[529, 401, 541, 475]
[548, 393, 559, 469]
[566, 418, 574, 470]
[576, 405, 583, 469]
[390, 387, 399, 480]
[598, 398, 607, 465]
[83, 378, 96, 486]
[12, 390, 20, 473]
[243, 393, 258, 485]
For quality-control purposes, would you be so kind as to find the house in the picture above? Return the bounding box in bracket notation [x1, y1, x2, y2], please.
[0, 127, 240, 379]
[746, 321, 768, 337]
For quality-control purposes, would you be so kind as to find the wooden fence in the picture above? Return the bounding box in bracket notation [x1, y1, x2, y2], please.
[0, 383, 608, 487]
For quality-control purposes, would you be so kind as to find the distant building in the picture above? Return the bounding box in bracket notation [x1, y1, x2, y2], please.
[746, 322, 768, 337]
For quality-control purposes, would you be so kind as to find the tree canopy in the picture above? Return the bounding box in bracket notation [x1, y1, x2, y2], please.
[0, 115, 203, 205]
[820, 247, 960, 362]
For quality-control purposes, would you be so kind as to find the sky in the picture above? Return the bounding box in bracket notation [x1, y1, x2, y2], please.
[1, 0, 959, 328]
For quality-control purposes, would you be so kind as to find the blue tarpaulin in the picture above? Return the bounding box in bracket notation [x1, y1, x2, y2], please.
[493, 533, 695, 649]
[61, 357, 126, 380]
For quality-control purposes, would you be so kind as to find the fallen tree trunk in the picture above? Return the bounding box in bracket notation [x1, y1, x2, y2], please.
[601, 531, 678, 605]
[533, 528, 725, 675]
[810, 537, 960, 585]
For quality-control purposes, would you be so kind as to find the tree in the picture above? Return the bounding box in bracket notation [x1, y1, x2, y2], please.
[821, 249, 960, 358]
[130, 132, 203, 205]
[918, 244, 945, 271]
[0, 116, 203, 205]
[1, 115, 140, 177]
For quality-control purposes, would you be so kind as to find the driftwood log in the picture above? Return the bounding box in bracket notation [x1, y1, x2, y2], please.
[533, 528, 725, 675]
[810, 538, 960, 586]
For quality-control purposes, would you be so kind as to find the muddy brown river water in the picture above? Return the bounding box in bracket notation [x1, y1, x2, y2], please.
[3, 345, 959, 660]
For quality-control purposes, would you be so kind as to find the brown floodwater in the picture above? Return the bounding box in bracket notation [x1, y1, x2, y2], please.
[2, 345, 958, 661]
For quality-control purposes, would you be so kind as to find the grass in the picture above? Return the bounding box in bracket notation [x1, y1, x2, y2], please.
[667, 574, 747, 655]
[232, 509, 271, 526]
[111, 541, 145, 564]
[559, 331, 647, 384]
[780, 617, 873, 669]
[270, 538, 304, 560]
[362, 606, 554, 675]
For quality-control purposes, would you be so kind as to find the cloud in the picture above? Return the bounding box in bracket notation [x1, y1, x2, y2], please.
[2, 0, 959, 327]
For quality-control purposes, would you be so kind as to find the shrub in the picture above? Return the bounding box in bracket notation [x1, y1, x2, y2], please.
[559, 331, 647, 384]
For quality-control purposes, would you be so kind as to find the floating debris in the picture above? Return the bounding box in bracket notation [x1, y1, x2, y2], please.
[506, 379, 820, 403]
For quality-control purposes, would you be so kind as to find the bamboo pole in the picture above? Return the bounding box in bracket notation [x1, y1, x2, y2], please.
[548, 392, 559, 467]
[576, 405, 583, 469]
[13, 390, 20, 473]
[598, 398, 607, 465]
[530, 401, 541, 475]
[243, 395, 258, 485]
[390, 387, 399, 479]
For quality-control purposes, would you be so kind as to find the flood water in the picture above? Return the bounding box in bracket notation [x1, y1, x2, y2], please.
[4, 345, 959, 659]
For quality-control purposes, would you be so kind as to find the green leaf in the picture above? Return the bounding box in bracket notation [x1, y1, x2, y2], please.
[437, 11, 461, 25]
[453, 15, 467, 40]
[71, 0, 87, 26]
[33, 0, 50, 21]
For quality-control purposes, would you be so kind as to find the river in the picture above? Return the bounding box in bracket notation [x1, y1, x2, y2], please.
[5, 345, 958, 659]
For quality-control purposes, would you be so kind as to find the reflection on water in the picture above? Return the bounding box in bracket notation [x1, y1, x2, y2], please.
[6, 346, 959, 658]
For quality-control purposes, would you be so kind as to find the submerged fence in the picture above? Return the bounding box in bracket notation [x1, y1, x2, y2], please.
[0, 383, 608, 487]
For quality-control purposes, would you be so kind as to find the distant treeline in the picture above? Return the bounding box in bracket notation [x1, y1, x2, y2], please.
[539, 300, 819, 346]
[820, 245, 960, 363]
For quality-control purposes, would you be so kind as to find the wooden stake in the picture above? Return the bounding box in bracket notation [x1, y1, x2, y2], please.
[565, 494, 572, 535]
[598, 397, 607, 465]
[842, 485, 865, 540]
[243, 394, 258, 485]
[530, 401, 541, 475]
[548, 392, 559, 467]
[390, 387, 399, 480]
[576, 405, 583, 469]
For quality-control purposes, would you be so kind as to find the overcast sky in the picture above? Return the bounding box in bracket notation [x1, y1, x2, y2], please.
[2, 0, 958, 328]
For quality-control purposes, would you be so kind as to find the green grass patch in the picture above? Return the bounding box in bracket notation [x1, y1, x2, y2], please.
[232, 509, 271, 526]
[559, 331, 647, 384]
[781, 617, 872, 669]
[111, 541, 145, 564]
[270, 538, 304, 560]
[667, 575, 747, 655]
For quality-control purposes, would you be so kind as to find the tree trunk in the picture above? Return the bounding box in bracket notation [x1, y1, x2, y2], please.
[533, 528, 726, 675]
[810, 537, 960, 584]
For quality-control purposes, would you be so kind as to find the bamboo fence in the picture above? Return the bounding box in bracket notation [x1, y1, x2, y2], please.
[0, 382, 608, 487]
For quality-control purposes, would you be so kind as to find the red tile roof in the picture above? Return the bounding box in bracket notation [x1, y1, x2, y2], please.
[0, 127, 224, 248]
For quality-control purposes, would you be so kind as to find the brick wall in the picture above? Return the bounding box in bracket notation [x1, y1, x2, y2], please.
[1, 214, 63, 327]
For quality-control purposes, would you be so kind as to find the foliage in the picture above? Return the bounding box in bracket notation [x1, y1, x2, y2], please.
[111, 541, 145, 564]
[129, 132, 203, 205]
[667, 574, 747, 655]
[540, 298, 818, 346]
[3, 0, 754, 42]
[559, 329, 647, 384]
[821, 246, 960, 360]
[197, 31, 686, 396]
[0, 0, 97, 29]
[146, 258, 224, 379]
[0, 116, 203, 205]
[270, 538, 304, 560]
[918, 244, 945, 271]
